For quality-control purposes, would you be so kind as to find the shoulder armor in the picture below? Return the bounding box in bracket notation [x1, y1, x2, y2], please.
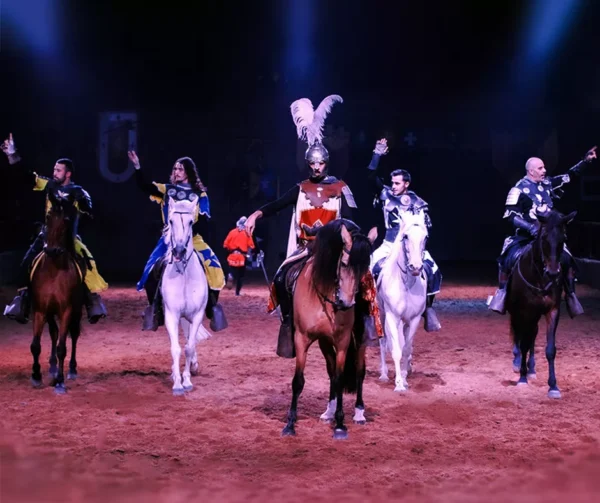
[505, 187, 521, 206]
[341, 184, 357, 209]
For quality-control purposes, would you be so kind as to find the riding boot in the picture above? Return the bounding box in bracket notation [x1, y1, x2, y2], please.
[488, 270, 509, 314]
[207, 289, 228, 332]
[564, 270, 584, 319]
[3, 288, 31, 324]
[83, 284, 107, 324]
[423, 294, 441, 332]
[142, 286, 164, 331]
[274, 268, 295, 359]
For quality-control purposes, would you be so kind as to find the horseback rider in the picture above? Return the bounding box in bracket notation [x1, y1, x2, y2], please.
[244, 94, 380, 358]
[2, 133, 108, 324]
[128, 151, 226, 331]
[367, 138, 442, 332]
[488, 146, 597, 317]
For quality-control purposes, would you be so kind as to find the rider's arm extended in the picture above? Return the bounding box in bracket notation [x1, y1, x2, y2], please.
[134, 169, 164, 199]
[256, 185, 300, 218]
[366, 153, 385, 192]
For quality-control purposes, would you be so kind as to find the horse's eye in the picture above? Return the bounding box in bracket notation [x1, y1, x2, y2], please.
[169, 220, 173, 225]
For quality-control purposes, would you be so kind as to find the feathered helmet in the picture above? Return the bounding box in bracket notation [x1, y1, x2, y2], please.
[290, 95, 343, 165]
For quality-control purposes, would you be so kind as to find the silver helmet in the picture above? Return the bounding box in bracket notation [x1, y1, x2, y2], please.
[305, 142, 329, 164]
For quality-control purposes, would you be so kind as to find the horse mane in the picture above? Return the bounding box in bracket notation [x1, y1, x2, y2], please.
[44, 200, 77, 259]
[163, 198, 197, 259]
[311, 219, 372, 294]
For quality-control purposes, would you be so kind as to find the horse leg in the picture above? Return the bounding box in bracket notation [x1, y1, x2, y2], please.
[386, 314, 406, 392]
[332, 347, 349, 439]
[402, 317, 420, 383]
[48, 317, 58, 379]
[353, 343, 367, 425]
[282, 335, 309, 437]
[182, 316, 203, 391]
[378, 335, 389, 382]
[515, 321, 537, 386]
[545, 309, 561, 399]
[318, 339, 337, 422]
[512, 343, 521, 373]
[31, 311, 45, 388]
[53, 309, 72, 394]
[68, 317, 81, 380]
[526, 339, 536, 379]
[164, 310, 184, 396]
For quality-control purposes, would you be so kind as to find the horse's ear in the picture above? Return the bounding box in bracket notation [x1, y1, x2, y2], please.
[536, 213, 548, 224]
[340, 224, 353, 250]
[562, 211, 577, 225]
[367, 226, 378, 244]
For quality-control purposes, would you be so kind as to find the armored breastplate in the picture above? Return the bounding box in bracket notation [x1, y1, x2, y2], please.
[381, 189, 428, 241]
[516, 178, 554, 218]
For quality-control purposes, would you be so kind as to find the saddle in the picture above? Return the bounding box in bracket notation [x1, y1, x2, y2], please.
[29, 251, 85, 283]
[284, 256, 310, 295]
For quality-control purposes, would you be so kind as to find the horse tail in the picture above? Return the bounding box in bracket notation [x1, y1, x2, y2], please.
[343, 334, 358, 394]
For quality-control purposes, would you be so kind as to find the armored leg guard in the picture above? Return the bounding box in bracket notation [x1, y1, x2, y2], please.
[488, 270, 509, 315]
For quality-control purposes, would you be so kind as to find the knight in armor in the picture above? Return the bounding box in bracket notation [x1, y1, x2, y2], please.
[128, 151, 227, 331]
[488, 146, 597, 316]
[245, 94, 377, 358]
[2, 134, 108, 324]
[367, 138, 442, 332]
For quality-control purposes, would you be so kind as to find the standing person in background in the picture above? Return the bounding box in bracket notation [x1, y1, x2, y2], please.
[223, 216, 255, 296]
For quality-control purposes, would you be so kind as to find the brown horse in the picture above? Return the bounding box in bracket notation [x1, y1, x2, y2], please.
[30, 191, 84, 394]
[507, 210, 577, 399]
[282, 219, 376, 439]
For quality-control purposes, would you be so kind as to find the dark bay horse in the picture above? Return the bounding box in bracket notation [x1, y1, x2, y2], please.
[282, 219, 376, 439]
[507, 210, 577, 399]
[30, 192, 84, 394]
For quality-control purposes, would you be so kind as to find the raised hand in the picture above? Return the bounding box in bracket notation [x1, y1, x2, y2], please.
[127, 150, 141, 169]
[585, 146, 597, 162]
[374, 138, 389, 155]
[1, 133, 16, 155]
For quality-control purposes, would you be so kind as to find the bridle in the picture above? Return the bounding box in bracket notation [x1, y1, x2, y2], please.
[397, 223, 427, 276]
[317, 244, 356, 312]
[517, 230, 562, 295]
[168, 210, 195, 274]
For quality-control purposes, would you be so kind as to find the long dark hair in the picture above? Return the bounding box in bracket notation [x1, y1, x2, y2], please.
[310, 219, 373, 294]
[172, 156, 206, 192]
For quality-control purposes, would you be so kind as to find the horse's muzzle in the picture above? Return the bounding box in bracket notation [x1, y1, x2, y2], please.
[408, 264, 423, 277]
[173, 245, 185, 262]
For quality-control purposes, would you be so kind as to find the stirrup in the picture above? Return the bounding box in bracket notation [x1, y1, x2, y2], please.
[141, 305, 160, 331]
[565, 293, 584, 319]
[423, 307, 441, 332]
[209, 303, 228, 332]
[276, 318, 295, 358]
[488, 289, 506, 315]
[86, 293, 107, 324]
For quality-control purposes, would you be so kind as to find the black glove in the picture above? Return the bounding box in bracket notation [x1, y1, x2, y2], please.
[513, 215, 539, 238]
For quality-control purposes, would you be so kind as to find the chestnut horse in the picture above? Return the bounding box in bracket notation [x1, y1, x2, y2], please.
[30, 192, 84, 394]
[282, 219, 376, 439]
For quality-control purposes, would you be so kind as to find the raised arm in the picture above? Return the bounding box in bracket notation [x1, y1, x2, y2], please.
[366, 138, 389, 193]
[549, 146, 597, 195]
[128, 150, 164, 199]
[1, 133, 45, 188]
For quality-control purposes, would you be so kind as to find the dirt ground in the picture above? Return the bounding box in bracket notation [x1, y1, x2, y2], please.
[1, 273, 599, 503]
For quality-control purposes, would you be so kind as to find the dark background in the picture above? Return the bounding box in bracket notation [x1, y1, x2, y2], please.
[1, 0, 600, 282]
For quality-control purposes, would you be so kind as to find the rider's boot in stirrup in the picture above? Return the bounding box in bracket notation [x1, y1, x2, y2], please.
[488, 270, 509, 315]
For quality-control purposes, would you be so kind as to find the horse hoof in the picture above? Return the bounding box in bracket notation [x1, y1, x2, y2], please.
[183, 384, 193, 392]
[333, 428, 348, 440]
[319, 415, 333, 423]
[548, 389, 562, 399]
[516, 380, 528, 387]
[527, 373, 537, 380]
[353, 419, 366, 425]
[67, 373, 77, 380]
[378, 375, 389, 382]
[190, 367, 199, 377]
[54, 384, 67, 395]
[394, 386, 408, 393]
[172, 388, 185, 396]
[281, 426, 296, 437]
[31, 378, 42, 388]
[512, 366, 520, 373]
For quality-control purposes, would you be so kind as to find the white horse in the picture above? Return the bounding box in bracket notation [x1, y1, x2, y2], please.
[162, 198, 211, 395]
[376, 210, 428, 392]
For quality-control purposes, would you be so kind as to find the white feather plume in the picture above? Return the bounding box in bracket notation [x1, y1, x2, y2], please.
[290, 94, 343, 145]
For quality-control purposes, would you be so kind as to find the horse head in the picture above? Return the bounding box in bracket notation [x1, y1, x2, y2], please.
[45, 189, 78, 252]
[166, 198, 197, 264]
[536, 210, 576, 280]
[311, 219, 376, 311]
[396, 209, 428, 276]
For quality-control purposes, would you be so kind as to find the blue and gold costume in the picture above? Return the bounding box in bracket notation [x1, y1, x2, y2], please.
[136, 175, 225, 291]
